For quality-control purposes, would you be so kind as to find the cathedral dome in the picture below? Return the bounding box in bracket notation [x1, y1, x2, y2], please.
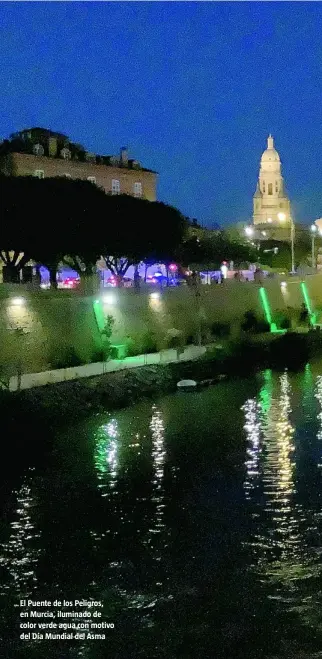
[260, 135, 280, 164]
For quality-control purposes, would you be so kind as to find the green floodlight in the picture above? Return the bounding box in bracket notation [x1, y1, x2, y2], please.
[259, 287, 284, 333]
[300, 282, 317, 326]
[92, 298, 106, 332]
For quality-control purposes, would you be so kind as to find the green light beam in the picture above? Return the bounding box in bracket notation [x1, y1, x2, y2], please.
[259, 287, 284, 333]
[300, 282, 316, 326]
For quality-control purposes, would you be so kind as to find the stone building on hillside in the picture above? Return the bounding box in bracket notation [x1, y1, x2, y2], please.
[0, 127, 157, 201]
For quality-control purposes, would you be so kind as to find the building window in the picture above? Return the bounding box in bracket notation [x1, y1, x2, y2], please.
[262, 181, 265, 193]
[33, 143, 44, 156]
[133, 182, 142, 197]
[34, 170, 44, 179]
[87, 176, 96, 184]
[275, 181, 278, 193]
[60, 147, 71, 160]
[112, 179, 120, 195]
[268, 183, 273, 195]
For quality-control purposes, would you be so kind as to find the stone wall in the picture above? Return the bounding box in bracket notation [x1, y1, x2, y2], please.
[0, 274, 321, 378]
[1, 152, 157, 201]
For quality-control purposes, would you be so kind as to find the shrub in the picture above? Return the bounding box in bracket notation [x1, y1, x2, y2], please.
[280, 316, 291, 330]
[125, 337, 140, 357]
[211, 322, 231, 337]
[50, 347, 83, 370]
[141, 331, 158, 354]
[167, 335, 182, 349]
[255, 320, 271, 333]
[241, 311, 269, 334]
[90, 348, 105, 363]
[241, 310, 258, 332]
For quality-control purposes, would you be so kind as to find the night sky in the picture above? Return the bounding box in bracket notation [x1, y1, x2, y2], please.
[0, 2, 321, 227]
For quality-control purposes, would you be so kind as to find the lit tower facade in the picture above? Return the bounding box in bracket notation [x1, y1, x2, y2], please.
[253, 135, 291, 227]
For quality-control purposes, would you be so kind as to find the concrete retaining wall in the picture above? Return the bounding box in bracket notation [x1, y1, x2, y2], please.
[8, 345, 207, 391]
[1, 274, 322, 380]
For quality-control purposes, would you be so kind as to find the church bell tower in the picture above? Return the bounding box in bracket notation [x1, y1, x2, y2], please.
[253, 135, 291, 227]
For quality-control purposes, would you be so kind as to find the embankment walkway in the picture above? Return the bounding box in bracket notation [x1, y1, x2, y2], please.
[7, 345, 208, 392]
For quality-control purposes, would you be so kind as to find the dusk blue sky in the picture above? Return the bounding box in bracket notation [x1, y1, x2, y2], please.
[0, 2, 321, 227]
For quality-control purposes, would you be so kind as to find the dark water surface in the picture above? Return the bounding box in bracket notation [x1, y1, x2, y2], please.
[2, 365, 322, 658]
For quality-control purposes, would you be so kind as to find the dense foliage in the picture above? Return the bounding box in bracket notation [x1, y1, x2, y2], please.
[0, 176, 187, 284]
[2, 174, 312, 285]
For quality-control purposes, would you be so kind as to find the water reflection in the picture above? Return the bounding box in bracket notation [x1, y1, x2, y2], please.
[262, 371, 298, 560]
[94, 419, 119, 495]
[303, 363, 314, 420]
[243, 369, 322, 626]
[92, 407, 170, 619]
[315, 375, 322, 469]
[0, 468, 40, 598]
[143, 405, 167, 560]
[243, 398, 261, 500]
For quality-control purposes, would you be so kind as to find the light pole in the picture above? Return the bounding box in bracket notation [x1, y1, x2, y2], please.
[311, 224, 317, 270]
[245, 225, 261, 252]
[278, 212, 295, 274]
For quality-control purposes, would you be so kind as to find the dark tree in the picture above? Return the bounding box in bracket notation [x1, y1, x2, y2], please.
[100, 195, 187, 282]
[0, 175, 107, 285]
[177, 231, 257, 270]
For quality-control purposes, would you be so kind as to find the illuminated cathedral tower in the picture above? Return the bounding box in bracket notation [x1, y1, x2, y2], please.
[253, 135, 292, 227]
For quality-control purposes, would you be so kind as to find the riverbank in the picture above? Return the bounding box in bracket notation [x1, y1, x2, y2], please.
[1, 330, 322, 429]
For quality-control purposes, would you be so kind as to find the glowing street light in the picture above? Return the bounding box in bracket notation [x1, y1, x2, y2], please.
[245, 226, 254, 237]
[11, 297, 25, 306]
[102, 294, 116, 304]
[278, 212, 295, 274]
[311, 224, 318, 270]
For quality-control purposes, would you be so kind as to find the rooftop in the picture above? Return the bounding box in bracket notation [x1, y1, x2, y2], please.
[0, 127, 157, 174]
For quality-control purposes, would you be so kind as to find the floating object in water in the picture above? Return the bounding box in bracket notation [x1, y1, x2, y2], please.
[177, 379, 197, 390]
[177, 374, 228, 391]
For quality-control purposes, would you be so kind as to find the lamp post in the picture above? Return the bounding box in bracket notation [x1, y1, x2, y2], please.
[278, 212, 295, 274]
[311, 224, 317, 270]
[245, 225, 261, 252]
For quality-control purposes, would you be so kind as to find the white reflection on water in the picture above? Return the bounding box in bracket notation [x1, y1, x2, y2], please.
[91, 419, 120, 558]
[244, 370, 302, 565]
[243, 370, 322, 622]
[143, 405, 167, 561]
[92, 407, 170, 618]
[243, 398, 261, 500]
[315, 375, 322, 469]
[261, 371, 299, 560]
[94, 419, 119, 495]
[0, 468, 40, 598]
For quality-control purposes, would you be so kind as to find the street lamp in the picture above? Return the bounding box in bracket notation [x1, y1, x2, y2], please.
[278, 212, 295, 274]
[311, 224, 317, 270]
[245, 226, 254, 237]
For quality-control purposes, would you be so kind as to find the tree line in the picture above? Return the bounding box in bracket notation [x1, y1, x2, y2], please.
[0, 175, 258, 285]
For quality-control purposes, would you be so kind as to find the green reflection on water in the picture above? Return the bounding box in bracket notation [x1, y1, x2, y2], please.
[94, 419, 119, 494]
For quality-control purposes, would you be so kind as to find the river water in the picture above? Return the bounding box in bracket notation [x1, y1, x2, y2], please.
[1, 365, 322, 658]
